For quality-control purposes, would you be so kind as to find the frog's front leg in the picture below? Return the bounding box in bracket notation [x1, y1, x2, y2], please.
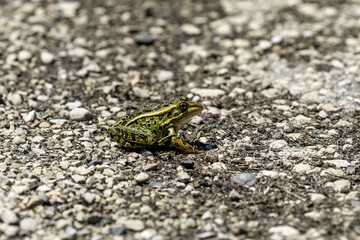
[164, 127, 203, 153]
[108, 125, 156, 145]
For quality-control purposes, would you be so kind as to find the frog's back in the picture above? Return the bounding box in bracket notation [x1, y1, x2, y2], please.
[113, 101, 172, 127]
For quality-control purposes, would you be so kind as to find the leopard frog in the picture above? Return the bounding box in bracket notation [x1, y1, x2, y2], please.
[108, 96, 204, 153]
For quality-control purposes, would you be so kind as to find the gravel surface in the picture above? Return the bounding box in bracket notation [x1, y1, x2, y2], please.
[0, 0, 359, 239]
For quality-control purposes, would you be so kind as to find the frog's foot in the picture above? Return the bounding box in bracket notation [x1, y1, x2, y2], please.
[171, 136, 203, 154]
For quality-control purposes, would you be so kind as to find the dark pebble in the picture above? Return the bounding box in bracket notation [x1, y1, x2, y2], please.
[135, 33, 154, 45]
[141, 149, 152, 157]
[111, 226, 126, 235]
[87, 215, 102, 225]
[181, 160, 194, 169]
[42, 195, 51, 205]
[148, 181, 164, 188]
[87, 158, 103, 166]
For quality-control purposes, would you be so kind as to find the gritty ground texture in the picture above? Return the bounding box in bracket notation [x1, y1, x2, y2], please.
[0, 0, 360, 239]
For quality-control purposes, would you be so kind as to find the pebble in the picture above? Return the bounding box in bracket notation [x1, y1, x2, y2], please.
[292, 115, 311, 126]
[325, 179, 351, 192]
[111, 226, 125, 235]
[18, 50, 32, 61]
[271, 35, 282, 44]
[7, 93, 22, 105]
[258, 40, 272, 50]
[133, 87, 150, 99]
[178, 171, 190, 182]
[181, 24, 201, 35]
[72, 174, 86, 183]
[84, 192, 96, 204]
[69, 108, 91, 121]
[23, 110, 36, 122]
[293, 163, 311, 173]
[190, 88, 225, 98]
[310, 193, 326, 203]
[40, 51, 55, 64]
[123, 219, 145, 231]
[229, 190, 242, 200]
[135, 33, 154, 45]
[318, 110, 328, 118]
[157, 70, 174, 82]
[232, 173, 257, 187]
[20, 218, 38, 233]
[269, 225, 300, 238]
[2, 209, 18, 224]
[269, 140, 288, 151]
[135, 172, 149, 183]
[148, 181, 164, 188]
[0, 224, 19, 237]
[323, 160, 350, 168]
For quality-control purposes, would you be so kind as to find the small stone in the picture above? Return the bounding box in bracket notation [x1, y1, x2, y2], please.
[197, 232, 216, 239]
[302, 30, 313, 38]
[87, 158, 102, 166]
[2, 209, 18, 224]
[318, 110, 328, 118]
[139, 229, 157, 240]
[157, 70, 174, 82]
[135, 172, 149, 183]
[0, 224, 19, 237]
[323, 160, 350, 168]
[18, 50, 32, 61]
[72, 174, 86, 183]
[111, 226, 125, 235]
[148, 181, 164, 188]
[292, 115, 311, 126]
[190, 88, 225, 98]
[334, 119, 353, 127]
[13, 136, 26, 145]
[40, 51, 55, 64]
[201, 211, 213, 220]
[346, 166, 356, 175]
[181, 24, 201, 35]
[32, 135, 45, 143]
[178, 171, 190, 182]
[331, 59, 344, 69]
[325, 179, 350, 192]
[69, 108, 91, 121]
[232, 173, 257, 187]
[56, 1, 80, 17]
[123, 219, 145, 231]
[23, 110, 36, 122]
[271, 35, 282, 44]
[63, 226, 77, 239]
[269, 140, 288, 150]
[103, 168, 115, 176]
[269, 225, 300, 238]
[84, 192, 96, 204]
[258, 40, 272, 50]
[211, 162, 227, 171]
[20, 218, 38, 233]
[133, 87, 150, 99]
[310, 193, 326, 203]
[321, 168, 344, 177]
[293, 163, 311, 173]
[7, 93, 22, 105]
[135, 33, 154, 45]
[229, 190, 241, 200]
[143, 163, 158, 171]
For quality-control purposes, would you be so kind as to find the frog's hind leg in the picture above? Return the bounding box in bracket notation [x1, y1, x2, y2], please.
[108, 125, 156, 145]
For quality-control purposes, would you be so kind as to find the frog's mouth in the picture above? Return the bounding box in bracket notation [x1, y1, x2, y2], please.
[175, 103, 203, 128]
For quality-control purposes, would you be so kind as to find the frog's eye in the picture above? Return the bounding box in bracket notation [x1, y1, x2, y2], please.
[179, 96, 189, 102]
[178, 102, 188, 112]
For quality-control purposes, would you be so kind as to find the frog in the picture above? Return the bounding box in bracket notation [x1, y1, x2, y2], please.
[107, 96, 204, 153]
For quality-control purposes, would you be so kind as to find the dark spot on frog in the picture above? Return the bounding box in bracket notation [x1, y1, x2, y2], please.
[131, 132, 136, 141]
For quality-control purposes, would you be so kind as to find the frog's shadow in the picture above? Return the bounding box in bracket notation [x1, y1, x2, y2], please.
[120, 141, 216, 155]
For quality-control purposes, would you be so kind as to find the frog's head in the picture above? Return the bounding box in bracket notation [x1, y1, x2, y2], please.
[164, 96, 203, 128]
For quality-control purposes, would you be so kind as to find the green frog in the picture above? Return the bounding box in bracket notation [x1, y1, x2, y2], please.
[108, 96, 204, 153]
